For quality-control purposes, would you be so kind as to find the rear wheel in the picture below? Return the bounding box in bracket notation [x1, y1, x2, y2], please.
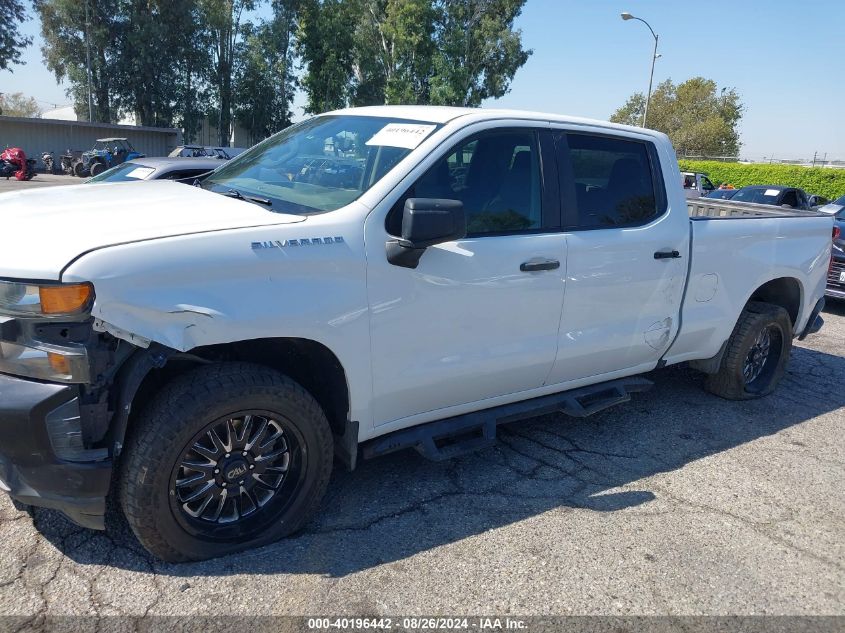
[705, 301, 792, 400]
[120, 363, 334, 562]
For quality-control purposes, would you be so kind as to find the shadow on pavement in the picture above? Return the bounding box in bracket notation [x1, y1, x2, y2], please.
[30, 344, 845, 577]
[823, 298, 845, 317]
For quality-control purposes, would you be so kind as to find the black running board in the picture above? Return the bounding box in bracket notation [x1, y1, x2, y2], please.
[363, 376, 653, 462]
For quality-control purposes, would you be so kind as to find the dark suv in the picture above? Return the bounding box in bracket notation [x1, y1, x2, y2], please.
[826, 207, 845, 300]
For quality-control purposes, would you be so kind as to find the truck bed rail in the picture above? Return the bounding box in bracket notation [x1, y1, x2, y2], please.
[687, 199, 825, 219]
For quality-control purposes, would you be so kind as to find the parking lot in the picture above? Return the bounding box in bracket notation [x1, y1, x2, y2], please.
[0, 174, 76, 193]
[0, 175, 842, 619]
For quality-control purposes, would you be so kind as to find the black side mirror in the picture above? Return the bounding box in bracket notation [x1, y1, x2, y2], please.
[386, 198, 466, 268]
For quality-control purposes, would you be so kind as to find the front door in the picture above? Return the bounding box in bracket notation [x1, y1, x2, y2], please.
[365, 126, 567, 427]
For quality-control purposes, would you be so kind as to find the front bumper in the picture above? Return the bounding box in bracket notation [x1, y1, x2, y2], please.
[0, 372, 112, 529]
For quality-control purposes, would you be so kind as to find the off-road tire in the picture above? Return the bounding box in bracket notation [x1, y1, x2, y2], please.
[119, 362, 334, 562]
[89, 161, 105, 177]
[705, 301, 792, 400]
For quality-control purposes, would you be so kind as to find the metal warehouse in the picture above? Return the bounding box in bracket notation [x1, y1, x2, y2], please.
[0, 116, 182, 163]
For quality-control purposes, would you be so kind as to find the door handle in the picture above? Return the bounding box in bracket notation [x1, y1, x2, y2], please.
[654, 250, 682, 260]
[520, 258, 560, 272]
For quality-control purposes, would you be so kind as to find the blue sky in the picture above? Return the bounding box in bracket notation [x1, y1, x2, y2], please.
[3, 0, 843, 160]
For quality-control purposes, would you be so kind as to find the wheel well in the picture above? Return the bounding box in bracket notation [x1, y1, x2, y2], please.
[747, 277, 801, 326]
[128, 338, 350, 438]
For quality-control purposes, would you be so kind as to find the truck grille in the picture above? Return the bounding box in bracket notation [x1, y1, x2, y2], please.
[828, 259, 845, 292]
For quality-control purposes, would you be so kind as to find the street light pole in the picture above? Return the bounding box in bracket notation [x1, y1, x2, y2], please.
[621, 12, 659, 128]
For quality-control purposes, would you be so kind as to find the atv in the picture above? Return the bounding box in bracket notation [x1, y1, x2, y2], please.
[77, 138, 144, 177]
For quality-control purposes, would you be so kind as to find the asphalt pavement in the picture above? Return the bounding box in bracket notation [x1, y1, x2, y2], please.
[0, 173, 78, 193]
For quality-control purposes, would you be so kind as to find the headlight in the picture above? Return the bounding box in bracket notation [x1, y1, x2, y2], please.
[0, 281, 93, 317]
[0, 340, 89, 383]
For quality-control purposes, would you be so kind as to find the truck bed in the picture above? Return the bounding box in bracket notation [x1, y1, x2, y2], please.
[687, 199, 828, 219]
[665, 206, 833, 368]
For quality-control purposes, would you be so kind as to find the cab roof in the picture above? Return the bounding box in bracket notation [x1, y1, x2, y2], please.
[326, 105, 658, 139]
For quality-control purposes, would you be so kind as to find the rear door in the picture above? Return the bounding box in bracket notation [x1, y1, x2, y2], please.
[545, 129, 688, 385]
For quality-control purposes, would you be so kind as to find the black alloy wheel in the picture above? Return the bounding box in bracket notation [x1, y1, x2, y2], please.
[169, 412, 306, 540]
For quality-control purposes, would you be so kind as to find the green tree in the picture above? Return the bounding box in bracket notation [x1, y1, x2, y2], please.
[297, 0, 357, 114]
[35, 0, 120, 122]
[352, 0, 436, 105]
[610, 77, 744, 157]
[429, 0, 531, 107]
[0, 92, 40, 117]
[234, 0, 299, 143]
[110, 1, 197, 127]
[0, 0, 32, 71]
[201, 0, 257, 146]
[298, 0, 530, 112]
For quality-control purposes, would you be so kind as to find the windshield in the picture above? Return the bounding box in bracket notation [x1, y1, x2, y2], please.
[203, 115, 439, 214]
[87, 162, 156, 183]
[834, 195, 845, 206]
[731, 187, 782, 204]
[704, 189, 736, 199]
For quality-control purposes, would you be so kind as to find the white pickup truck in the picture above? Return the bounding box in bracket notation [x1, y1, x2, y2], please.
[682, 171, 717, 198]
[0, 106, 832, 561]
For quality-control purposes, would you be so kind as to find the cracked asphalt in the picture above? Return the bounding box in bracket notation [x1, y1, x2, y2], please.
[0, 304, 843, 620]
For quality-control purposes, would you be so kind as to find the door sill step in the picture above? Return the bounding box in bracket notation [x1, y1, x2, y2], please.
[362, 376, 653, 462]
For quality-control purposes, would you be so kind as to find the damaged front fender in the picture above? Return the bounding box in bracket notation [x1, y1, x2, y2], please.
[92, 303, 223, 352]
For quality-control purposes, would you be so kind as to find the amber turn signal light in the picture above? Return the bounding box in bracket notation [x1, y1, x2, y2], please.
[39, 283, 93, 315]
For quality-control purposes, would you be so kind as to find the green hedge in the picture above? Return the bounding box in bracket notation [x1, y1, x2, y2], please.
[677, 160, 845, 200]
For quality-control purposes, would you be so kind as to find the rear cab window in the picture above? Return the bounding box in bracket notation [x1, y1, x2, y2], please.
[556, 132, 667, 230]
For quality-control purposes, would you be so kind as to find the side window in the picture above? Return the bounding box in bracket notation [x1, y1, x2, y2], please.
[386, 130, 543, 237]
[702, 176, 715, 191]
[781, 190, 798, 208]
[565, 133, 662, 228]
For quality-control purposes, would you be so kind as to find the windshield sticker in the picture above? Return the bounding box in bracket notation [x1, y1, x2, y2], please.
[365, 123, 437, 150]
[124, 167, 155, 180]
[764, 189, 780, 196]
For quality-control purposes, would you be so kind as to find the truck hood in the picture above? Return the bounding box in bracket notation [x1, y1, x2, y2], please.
[0, 180, 305, 280]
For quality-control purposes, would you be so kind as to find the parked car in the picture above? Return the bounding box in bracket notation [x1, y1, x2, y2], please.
[78, 138, 145, 177]
[85, 157, 220, 184]
[703, 188, 739, 200]
[0, 106, 831, 562]
[168, 145, 245, 160]
[818, 194, 845, 215]
[825, 208, 845, 300]
[729, 185, 813, 210]
[682, 171, 716, 199]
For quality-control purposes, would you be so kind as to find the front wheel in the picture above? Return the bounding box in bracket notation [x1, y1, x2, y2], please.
[119, 363, 334, 562]
[89, 161, 105, 177]
[705, 301, 792, 400]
